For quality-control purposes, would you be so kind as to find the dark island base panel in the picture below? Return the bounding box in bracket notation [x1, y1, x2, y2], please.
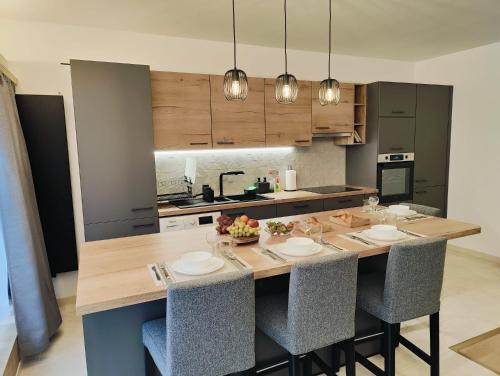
[83, 255, 388, 376]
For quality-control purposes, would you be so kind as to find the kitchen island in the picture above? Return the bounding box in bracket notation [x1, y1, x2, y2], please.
[76, 207, 480, 376]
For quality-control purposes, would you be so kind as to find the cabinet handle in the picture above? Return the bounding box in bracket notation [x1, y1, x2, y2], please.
[217, 141, 235, 145]
[293, 204, 310, 209]
[391, 110, 405, 114]
[390, 147, 404, 151]
[133, 223, 155, 229]
[338, 199, 353, 204]
[315, 126, 330, 130]
[415, 179, 427, 183]
[131, 206, 153, 212]
[415, 190, 427, 194]
[295, 140, 310, 143]
[190, 142, 209, 146]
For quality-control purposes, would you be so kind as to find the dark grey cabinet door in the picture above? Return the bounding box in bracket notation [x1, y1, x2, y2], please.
[71, 60, 158, 224]
[378, 117, 416, 154]
[413, 186, 446, 213]
[379, 82, 416, 117]
[324, 195, 363, 211]
[414, 85, 451, 188]
[276, 200, 324, 217]
[84, 217, 159, 242]
[222, 205, 277, 220]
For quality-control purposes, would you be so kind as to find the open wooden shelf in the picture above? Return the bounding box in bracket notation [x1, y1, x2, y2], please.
[335, 84, 367, 146]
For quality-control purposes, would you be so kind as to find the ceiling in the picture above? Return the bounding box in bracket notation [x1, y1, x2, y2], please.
[2, 0, 500, 61]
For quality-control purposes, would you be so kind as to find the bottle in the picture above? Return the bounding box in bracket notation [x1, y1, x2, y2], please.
[274, 175, 282, 192]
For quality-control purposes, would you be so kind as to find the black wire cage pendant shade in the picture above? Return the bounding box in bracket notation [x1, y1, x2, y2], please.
[319, 0, 340, 105]
[275, 0, 298, 104]
[224, 0, 248, 100]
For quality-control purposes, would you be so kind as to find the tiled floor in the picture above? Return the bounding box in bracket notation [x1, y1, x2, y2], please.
[19, 248, 500, 376]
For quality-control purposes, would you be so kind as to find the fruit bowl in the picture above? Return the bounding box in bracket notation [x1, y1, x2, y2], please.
[216, 214, 260, 245]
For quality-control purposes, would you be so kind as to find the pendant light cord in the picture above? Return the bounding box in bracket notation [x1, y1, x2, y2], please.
[328, 0, 332, 79]
[284, 0, 288, 74]
[233, 0, 237, 69]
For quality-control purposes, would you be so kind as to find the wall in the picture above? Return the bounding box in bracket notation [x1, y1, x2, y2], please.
[0, 18, 414, 297]
[156, 141, 345, 196]
[415, 42, 500, 257]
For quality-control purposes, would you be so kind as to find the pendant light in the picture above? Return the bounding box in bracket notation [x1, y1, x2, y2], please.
[223, 0, 248, 101]
[275, 0, 298, 104]
[319, 0, 340, 105]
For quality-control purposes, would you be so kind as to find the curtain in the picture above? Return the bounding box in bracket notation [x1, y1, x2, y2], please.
[0, 73, 61, 357]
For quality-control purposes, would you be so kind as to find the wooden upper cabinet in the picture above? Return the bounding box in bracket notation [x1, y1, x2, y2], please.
[264, 79, 312, 146]
[151, 71, 212, 150]
[312, 82, 355, 134]
[210, 75, 265, 148]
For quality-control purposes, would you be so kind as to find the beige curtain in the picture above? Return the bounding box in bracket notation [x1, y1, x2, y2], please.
[0, 73, 61, 357]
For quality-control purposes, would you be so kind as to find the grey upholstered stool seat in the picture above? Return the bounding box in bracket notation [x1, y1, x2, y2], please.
[401, 203, 441, 217]
[142, 270, 255, 376]
[355, 237, 447, 376]
[256, 252, 358, 376]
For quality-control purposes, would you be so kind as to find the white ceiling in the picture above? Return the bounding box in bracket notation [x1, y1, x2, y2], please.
[2, 0, 500, 61]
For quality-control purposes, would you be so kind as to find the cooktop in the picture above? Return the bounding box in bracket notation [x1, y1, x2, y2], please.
[301, 185, 362, 194]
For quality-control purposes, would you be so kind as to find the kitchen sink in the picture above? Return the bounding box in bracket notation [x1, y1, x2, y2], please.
[170, 194, 272, 209]
[225, 194, 273, 202]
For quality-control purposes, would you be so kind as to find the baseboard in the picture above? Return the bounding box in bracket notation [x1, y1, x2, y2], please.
[3, 337, 19, 376]
[447, 244, 500, 264]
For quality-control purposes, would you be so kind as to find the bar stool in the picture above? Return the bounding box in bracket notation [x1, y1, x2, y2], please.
[355, 237, 447, 376]
[256, 252, 358, 376]
[142, 270, 255, 376]
[401, 203, 441, 217]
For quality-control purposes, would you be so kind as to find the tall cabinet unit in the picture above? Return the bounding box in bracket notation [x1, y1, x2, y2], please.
[71, 60, 159, 241]
[413, 84, 452, 214]
[347, 82, 452, 216]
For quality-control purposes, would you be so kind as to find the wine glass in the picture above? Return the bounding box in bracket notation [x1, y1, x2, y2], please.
[368, 195, 379, 212]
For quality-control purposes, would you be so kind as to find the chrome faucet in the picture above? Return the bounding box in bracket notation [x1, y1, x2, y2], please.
[219, 171, 244, 197]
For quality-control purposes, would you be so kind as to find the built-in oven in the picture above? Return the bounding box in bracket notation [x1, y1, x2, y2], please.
[377, 153, 414, 204]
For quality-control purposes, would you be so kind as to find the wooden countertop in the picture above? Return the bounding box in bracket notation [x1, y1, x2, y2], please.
[76, 207, 481, 315]
[158, 186, 378, 217]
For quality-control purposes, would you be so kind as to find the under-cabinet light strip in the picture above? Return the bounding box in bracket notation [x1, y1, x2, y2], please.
[154, 147, 294, 156]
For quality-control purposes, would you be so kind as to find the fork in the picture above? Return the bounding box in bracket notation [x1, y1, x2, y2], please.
[224, 251, 248, 269]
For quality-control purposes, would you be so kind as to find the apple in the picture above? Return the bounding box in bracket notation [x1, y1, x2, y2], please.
[240, 215, 249, 224]
[248, 219, 259, 228]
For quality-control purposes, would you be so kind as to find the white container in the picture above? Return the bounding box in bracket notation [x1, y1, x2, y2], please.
[285, 169, 297, 191]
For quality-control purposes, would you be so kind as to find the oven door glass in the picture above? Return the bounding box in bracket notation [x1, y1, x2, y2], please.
[377, 162, 414, 203]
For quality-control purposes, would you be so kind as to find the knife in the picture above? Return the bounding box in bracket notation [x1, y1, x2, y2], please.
[152, 265, 162, 282]
[319, 239, 343, 251]
[347, 234, 376, 246]
[262, 248, 286, 263]
[400, 229, 424, 237]
[223, 251, 247, 269]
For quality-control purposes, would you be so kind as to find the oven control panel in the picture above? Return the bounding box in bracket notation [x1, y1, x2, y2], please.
[377, 153, 414, 163]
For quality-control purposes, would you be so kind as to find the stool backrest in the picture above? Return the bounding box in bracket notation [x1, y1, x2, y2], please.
[287, 252, 358, 355]
[166, 271, 255, 376]
[384, 237, 447, 323]
[402, 203, 441, 217]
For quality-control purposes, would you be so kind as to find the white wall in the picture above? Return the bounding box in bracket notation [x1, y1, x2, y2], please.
[0, 18, 415, 297]
[415, 42, 500, 257]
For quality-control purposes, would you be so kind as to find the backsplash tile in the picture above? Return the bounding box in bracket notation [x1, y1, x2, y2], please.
[155, 140, 345, 196]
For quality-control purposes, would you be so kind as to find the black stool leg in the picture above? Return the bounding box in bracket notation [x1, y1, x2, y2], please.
[343, 338, 356, 376]
[331, 344, 340, 373]
[289, 353, 300, 376]
[384, 322, 396, 376]
[303, 354, 312, 376]
[245, 366, 256, 376]
[430, 312, 440, 376]
[395, 323, 401, 347]
[144, 347, 157, 376]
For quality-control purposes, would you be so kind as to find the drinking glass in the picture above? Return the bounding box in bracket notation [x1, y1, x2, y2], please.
[368, 195, 379, 212]
[205, 230, 220, 256]
[361, 198, 371, 212]
[308, 222, 323, 244]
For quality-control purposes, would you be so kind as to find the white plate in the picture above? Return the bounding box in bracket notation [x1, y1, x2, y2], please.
[271, 242, 323, 257]
[171, 257, 225, 276]
[385, 208, 417, 217]
[362, 229, 407, 242]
